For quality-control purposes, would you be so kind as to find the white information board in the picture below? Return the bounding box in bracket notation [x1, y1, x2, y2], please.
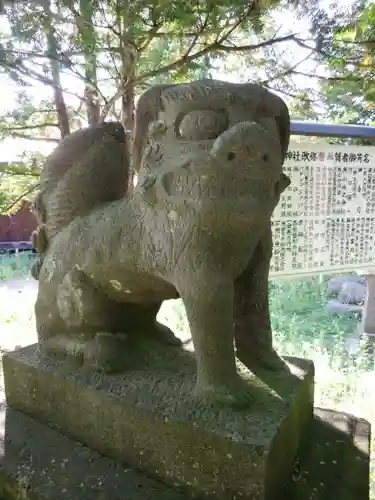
[271, 143, 375, 277]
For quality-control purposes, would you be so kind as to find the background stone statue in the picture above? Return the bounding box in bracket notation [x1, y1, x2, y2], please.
[33, 79, 291, 408]
[31, 121, 129, 279]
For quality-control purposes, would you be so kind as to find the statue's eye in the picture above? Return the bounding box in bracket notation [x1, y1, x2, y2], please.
[177, 109, 228, 140]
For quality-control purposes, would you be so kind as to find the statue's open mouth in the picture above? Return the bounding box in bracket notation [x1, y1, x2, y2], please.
[154, 162, 281, 216]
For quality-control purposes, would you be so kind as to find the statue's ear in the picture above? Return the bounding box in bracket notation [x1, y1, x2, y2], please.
[280, 172, 291, 192]
[133, 84, 177, 172]
[274, 98, 291, 162]
[276, 173, 291, 198]
[259, 88, 290, 163]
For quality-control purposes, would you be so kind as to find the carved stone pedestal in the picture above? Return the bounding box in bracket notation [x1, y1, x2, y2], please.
[3, 343, 314, 500]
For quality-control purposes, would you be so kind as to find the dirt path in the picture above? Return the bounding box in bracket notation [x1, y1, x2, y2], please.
[0, 278, 38, 351]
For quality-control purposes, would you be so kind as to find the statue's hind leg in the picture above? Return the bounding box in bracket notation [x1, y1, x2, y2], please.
[36, 266, 130, 372]
[36, 267, 180, 374]
[234, 225, 287, 372]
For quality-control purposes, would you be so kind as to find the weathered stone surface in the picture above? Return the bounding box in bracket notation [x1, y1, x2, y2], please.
[0, 405, 369, 500]
[0, 407, 188, 500]
[32, 79, 292, 407]
[4, 344, 314, 500]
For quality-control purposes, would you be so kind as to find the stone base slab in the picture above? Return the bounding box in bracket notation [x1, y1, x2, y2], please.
[0, 407, 370, 500]
[3, 343, 315, 500]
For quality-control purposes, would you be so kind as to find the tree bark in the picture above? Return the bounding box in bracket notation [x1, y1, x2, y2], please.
[121, 77, 136, 191]
[121, 78, 135, 137]
[115, 0, 137, 190]
[79, 0, 100, 125]
[43, 0, 71, 138]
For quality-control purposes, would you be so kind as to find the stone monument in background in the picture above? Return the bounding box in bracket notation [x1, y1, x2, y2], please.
[1, 80, 370, 500]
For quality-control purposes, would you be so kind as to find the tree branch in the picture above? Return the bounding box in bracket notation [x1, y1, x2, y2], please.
[4, 108, 56, 120]
[3, 183, 39, 213]
[3, 123, 59, 131]
[264, 81, 320, 104]
[138, 24, 163, 52]
[0, 59, 86, 103]
[293, 37, 316, 52]
[218, 4, 253, 41]
[102, 31, 302, 117]
[184, 7, 212, 58]
[216, 34, 298, 52]
[4, 132, 59, 142]
[99, 80, 127, 121]
[330, 39, 375, 46]
[137, 33, 300, 82]
[292, 70, 364, 82]
[103, 32, 122, 80]
[260, 49, 316, 85]
[0, 163, 40, 177]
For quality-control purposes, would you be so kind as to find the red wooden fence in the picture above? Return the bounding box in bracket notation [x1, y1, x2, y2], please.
[0, 201, 37, 248]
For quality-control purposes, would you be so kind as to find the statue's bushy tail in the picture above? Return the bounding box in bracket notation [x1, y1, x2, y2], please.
[31, 122, 129, 279]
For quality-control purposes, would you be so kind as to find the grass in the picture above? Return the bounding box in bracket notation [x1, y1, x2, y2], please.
[0, 253, 373, 497]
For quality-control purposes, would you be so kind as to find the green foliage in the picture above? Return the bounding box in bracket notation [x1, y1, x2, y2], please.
[0, 0, 312, 208]
[306, 1, 375, 143]
[288, 90, 320, 120]
[0, 144, 42, 214]
[0, 0, 310, 126]
[0, 92, 60, 143]
[0, 155, 41, 214]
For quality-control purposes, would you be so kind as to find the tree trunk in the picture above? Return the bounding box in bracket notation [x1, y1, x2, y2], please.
[79, 0, 100, 125]
[121, 76, 136, 190]
[121, 77, 135, 135]
[119, 22, 137, 189]
[84, 83, 100, 126]
[43, 0, 70, 138]
[114, 1, 138, 191]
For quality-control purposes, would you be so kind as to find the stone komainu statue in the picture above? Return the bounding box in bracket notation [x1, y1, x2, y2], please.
[33, 79, 291, 408]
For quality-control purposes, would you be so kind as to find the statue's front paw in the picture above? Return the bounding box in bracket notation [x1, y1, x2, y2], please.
[83, 332, 129, 373]
[41, 333, 130, 374]
[237, 348, 288, 373]
[194, 377, 254, 410]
